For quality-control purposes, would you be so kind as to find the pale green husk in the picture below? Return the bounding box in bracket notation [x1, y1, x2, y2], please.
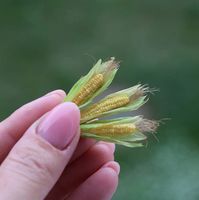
[65, 59, 118, 108]
[81, 84, 148, 123]
[64, 57, 158, 148]
[81, 117, 147, 148]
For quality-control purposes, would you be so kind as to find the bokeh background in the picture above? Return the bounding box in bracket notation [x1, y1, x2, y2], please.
[0, 1, 199, 199]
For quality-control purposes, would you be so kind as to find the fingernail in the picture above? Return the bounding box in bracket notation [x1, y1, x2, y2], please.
[103, 161, 120, 175]
[98, 142, 115, 154]
[37, 102, 80, 150]
[44, 90, 66, 98]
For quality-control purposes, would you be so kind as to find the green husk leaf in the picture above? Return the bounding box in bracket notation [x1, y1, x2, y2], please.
[82, 116, 142, 126]
[80, 117, 147, 147]
[81, 85, 148, 123]
[64, 59, 102, 103]
[64, 57, 159, 148]
[65, 58, 119, 108]
[81, 132, 144, 148]
[82, 67, 117, 109]
[98, 96, 147, 117]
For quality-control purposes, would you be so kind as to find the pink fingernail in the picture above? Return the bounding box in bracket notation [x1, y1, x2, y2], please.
[98, 142, 115, 154]
[103, 161, 120, 175]
[44, 90, 66, 98]
[37, 102, 80, 150]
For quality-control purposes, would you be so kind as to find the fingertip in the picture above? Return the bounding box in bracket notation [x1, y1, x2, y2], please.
[95, 165, 119, 199]
[45, 89, 66, 99]
[68, 161, 119, 200]
[37, 102, 80, 150]
[94, 143, 114, 161]
[100, 165, 119, 192]
[103, 161, 120, 175]
[97, 141, 115, 154]
[61, 102, 80, 122]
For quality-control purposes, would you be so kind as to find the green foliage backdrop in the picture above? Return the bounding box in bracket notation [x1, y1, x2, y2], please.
[0, 1, 199, 199]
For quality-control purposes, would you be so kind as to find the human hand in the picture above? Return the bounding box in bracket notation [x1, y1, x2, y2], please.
[0, 90, 119, 200]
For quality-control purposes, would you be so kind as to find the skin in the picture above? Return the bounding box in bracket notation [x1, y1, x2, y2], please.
[0, 90, 120, 200]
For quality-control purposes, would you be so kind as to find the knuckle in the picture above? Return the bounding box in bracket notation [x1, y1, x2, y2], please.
[5, 138, 57, 184]
[17, 103, 34, 116]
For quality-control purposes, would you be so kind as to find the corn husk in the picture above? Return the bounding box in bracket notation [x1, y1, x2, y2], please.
[65, 58, 119, 108]
[81, 84, 148, 123]
[64, 57, 160, 148]
[81, 117, 158, 148]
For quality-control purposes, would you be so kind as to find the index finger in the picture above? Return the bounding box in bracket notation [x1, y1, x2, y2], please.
[0, 90, 66, 162]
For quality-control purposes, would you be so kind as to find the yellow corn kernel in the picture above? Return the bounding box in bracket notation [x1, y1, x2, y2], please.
[86, 124, 136, 137]
[73, 74, 104, 105]
[81, 94, 130, 121]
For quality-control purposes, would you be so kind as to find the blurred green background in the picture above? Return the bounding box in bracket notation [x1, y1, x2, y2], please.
[0, 0, 199, 199]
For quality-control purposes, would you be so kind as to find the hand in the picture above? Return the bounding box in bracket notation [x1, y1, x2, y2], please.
[0, 90, 119, 200]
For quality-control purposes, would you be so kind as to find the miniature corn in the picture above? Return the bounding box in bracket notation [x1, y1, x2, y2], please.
[81, 117, 159, 147]
[65, 57, 119, 108]
[73, 74, 104, 105]
[80, 84, 149, 123]
[65, 57, 160, 148]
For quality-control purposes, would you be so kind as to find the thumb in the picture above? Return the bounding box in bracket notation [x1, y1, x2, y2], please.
[0, 102, 80, 200]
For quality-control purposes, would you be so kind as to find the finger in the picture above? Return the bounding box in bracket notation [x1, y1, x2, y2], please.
[69, 138, 96, 163]
[0, 102, 80, 200]
[97, 141, 115, 153]
[69, 139, 115, 165]
[47, 142, 115, 199]
[67, 161, 120, 200]
[0, 90, 66, 162]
